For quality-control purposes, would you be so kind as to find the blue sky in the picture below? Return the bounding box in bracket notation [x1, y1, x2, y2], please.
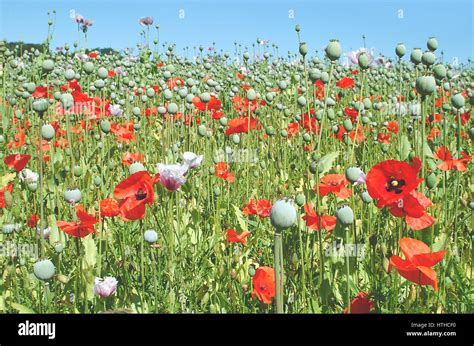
[0, 0, 472, 62]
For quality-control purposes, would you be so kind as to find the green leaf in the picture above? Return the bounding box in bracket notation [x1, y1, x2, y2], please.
[81, 235, 97, 269]
[399, 135, 411, 160]
[10, 302, 36, 313]
[318, 151, 339, 175]
[232, 204, 247, 231]
[432, 233, 448, 252]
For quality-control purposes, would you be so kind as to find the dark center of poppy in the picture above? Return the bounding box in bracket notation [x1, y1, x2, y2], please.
[259, 284, 267, 291]
[386, 178, 405, 194]
[135, 188, 147, 201]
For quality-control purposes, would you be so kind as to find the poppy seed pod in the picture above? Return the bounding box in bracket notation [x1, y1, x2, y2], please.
[410, 48, 423, 65]
[144, 229, 158, 244]
[295, 193, 306, 207]
[98, 67, 108, 79]
[336, 205, 354, 225]
[361, 191, 373, 204]
[421, 51, 436, 66]
[451, 93, 465, 109]
[2, 223, 16, 234]
[64, 188, 82, 204]
[343, 118, 353, 131]
[41, 124, 55, 140]
[415, 76, 436, 96]
[32, 98, 49, 114]
[395, 43, 406, 58]
[358, 52, 370, 69]
[427, 37, 438, 52]
[297, 96, 306, 107]
[426, 173, 438, 189]
[100, 119, 110, 133]
[42, 59, 55, 72]
[270, 199, 297, 232]
[433, 64, 446, 80]
[295, 24, 300, 32]
[64, 69, 75, 80]
[167, 103, 178, 114]
[246, 89, 257, 101]
[325, 40, 341, 61]
[199, 92, 210, 102]
[33, 259, 55, 281]
[299, 42, 308, 56]
[345, 167, 363, 184]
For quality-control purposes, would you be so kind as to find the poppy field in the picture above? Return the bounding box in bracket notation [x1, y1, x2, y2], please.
[0, 14, 473, 315]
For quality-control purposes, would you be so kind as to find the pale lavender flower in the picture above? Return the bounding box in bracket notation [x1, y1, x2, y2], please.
[139, 16, 154, 27]
[182, 152, 203, 170]
[157, 163, 187, 191]
[74, 14, 84, 24]
[19, 169, 39, 184]
[94, 277, 118, 298]
[344, 47, 375, 66]
[355, 172, 367, 186]
[109, 104, 123, 117]
[115, 66, 125, 76]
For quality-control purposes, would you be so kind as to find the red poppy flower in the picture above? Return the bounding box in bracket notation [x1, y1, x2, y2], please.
[386, 121, 399, 134]
[299, 112, 319, 134]
[457, 111, 470, 125]
[287, 122, 299, 138]
[388, 238, 447, 291]
[427, 127, 440, 141]
[122, 152, 144, 167]
[386, 190, 435, 230]
[433, 146, 470, 172]
[302, 203, 337, 231]
[167, 77, 184, 90]
[88, 52, 98, 58]
[236, 73, 244, 80]
[317, 174, 352, 199]
[242, 199, 272, 218]
[336, 77, 355, 89]
[343, 292, 374, 314]
[252, 266, 276, 304]
[6, 129, 26, 149]
[192, 95, 222, 112]
[4, 154, 31, 172]
[232, 95, 258, 114]
[27, 214, 40, 228]
[377, 132, 391, 144]
[57, 205, 98, 238]
[344, 107, 359, 123]
[32, 86, 52, 99]
[0, 184, 13, 209]
[214, 162, 235, 183]
[114, 171, 155, 221]
[314, 80, 324, 100]
[100, 198, 120, 218]
[366, 158, 422, 208]
[226, 228, 250, 245]
[108, 70, 116, 78]
[225, 116, 260, 136]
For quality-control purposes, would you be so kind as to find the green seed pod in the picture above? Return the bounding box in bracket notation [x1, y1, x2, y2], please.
[320, 71, 329, 83]
[93, 176, 102, 187]
[427, 37, 438, 52]
[297, 96, 306, 107]
[246, 89, 256, 101]
[270, 199, 297, 232]
[280, 129, 288, 138]
[410, 48, 423, 65]
[167, 103, 178, 114]
[198, 124, 207, 136]
[41, 124, 55, 140]
[64, 188, 82, 204]
[451, 93, 465, 109]
[421, 51, 436, 66]
[248, 265, 256, 277]
[343, 119, 353, 131]
[213, 186, 221, 196]
[358, 52, 370, 69]
[336, 205, 354, 225]
[60, 93, 74, 110]
[83, 61, 94, 74]
[468, 201, 474, 210]
[129, 162, 146, 174]
[42, 59, 55, 72]
[219, 117, 228, 126]
[132, 107, 141, 116]
[433, 64, 446, 80]
[97, 67, 108, 79]
[426, 173, 438, 189]
[64, 69, 75, 80]
[100, 119, 111, 133]
[33, 259, 55, 281]
[345, 167, 363, 183]
[299, 42, 308, 56]
[94, 79, 105, 89]
[231, 134, 240, 144]
[295, 193, 306, 207]
[325, 40, 341, 61]
[395, 43, 406, 58]
[27, 182, 38, 192]
[302, 133, 311, 143]
[361, 191, 373, 204]
[32, 98, 49, 113]
[265, 125, 275, 136]
[73, 165, 83, 177]
[415, 76, 436, 96]
[381, 143, 389, 152]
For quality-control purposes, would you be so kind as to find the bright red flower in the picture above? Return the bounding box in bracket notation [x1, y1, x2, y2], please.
[4, 154, 31, 172]
[27, 214, 40, 228]
[387, 190, 435, 230]
[343, 292, 374, 314]
[192, 95, 221, 112]
[122, 152, 144, 167]
[336, 77, 355, 89]
[214, 162, 235, 183]
[0, 184, 13, 209]
[232, 95, 258, 114]
[57, 205, 98, 238]
[377, 132, 391, 144]
[167, 77, 184, 90]
[6, 129, 26, 149]
[225, 116, 259, 136]
[457, 111, 470, 125]
[242, 199, 272, 218]
[252, 266, 276, 304]
[108, 70, 116, 78]
[433, 146, 470, 172]
[388, 238, 447, 291]
[366, 158, 422, 208]
[317, 174, 352, 199]
[344, 107, 359, 123]
[314, 80, 324, 100]
[226, 228, 250, 245]
[88, 52, 98, 58]
[386, 121, 399, 134]
[32, 86, 52, 98]
[302, 203, 337, 231]
[287, 122, 299, 138]
[114, 171, 155, 221]
[100, 198, 120, 218]
[427, 127, 440, 141]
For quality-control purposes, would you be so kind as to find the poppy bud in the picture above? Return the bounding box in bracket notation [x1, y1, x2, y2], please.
[395, 43, 406, 58]
[295, 24, 300, 32]
[219, 117, 228, 126]
[42, 59, 55, 72]
[64, 188, 82, 204]
[336, 205, 354, 225]
[100, 119, 111, 134]
[167, 103, 178, 114]
[280, 130, 288, 138]
[73, 165, 83, 177]
[33, 259, 55, 281]
[345, 167, 363, 184]
[94, 79, 105, 89]
[415, 76, 436, 96]
[197, 124, 207, 136]
[468, 201, 474, 210]
[144, 229, 158, 244]
[358, 52, 370, 69]
[213, 186, 221, 196]
[361, 191, 373, 204]
[231, 134, 240, 144]
[41, 124, 55, 141]
[325, 40, 341, 61]
[451, 93, 465, 109]
[129, 162, 146, 175]
[426, 173, 438, 189]
[270, 199, 297, 232]
[248, 265, 256, 277]
[295, 193, 306, 206]
[27, 182, 38, 192]
[299, 42, 308, 56]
